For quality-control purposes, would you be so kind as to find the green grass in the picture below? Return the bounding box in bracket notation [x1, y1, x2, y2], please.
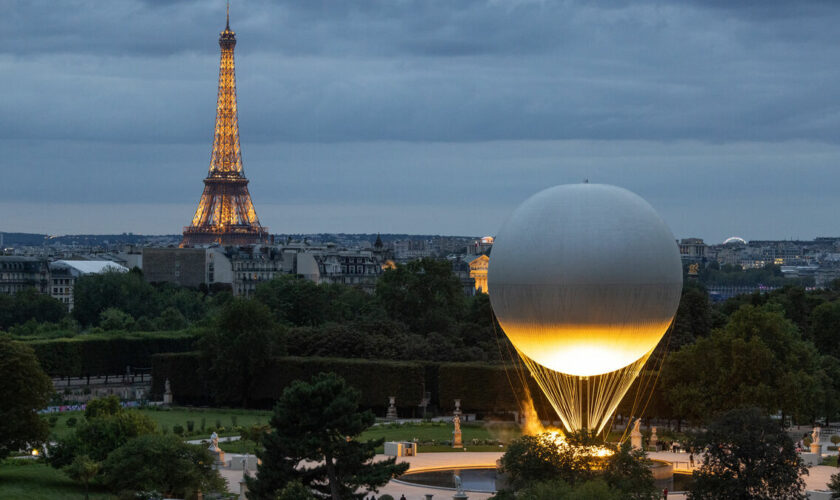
[220, 439, 260, 454]
[0, 461, 115, 500]
[822, 455, 838, 467]
[220, 422, 520, 456]
[48, 406, 272, 440]
[359, 421, 520, 446]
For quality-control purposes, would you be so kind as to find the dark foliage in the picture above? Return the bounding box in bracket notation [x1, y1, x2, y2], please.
[688, 407, 807, 500]
[247, 373, 408, 499]
[0, 335, 53, 459]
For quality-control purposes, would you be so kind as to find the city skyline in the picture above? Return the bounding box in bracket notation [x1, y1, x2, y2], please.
[3, 1, 840, 243]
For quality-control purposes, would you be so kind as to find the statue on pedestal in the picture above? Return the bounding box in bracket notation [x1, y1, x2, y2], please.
[453, 414, 463, 449]
[453, 471, 468, 499]
[630, 418, 643, 451]
[208, 431, 225, 465]
[454, 399, 462, 417]
[810, 426, 823, 455]
[386, 396, 398, 420]
[163, 378, 173, 405]
[649, 426, 658, 450]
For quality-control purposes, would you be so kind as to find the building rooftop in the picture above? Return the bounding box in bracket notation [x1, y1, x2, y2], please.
[52, 260, 128, 274]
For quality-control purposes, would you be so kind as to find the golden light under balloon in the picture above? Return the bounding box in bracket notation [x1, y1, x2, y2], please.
[489, 184, 683, 434]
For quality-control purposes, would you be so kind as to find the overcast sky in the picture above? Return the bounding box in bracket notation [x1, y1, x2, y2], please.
[2, 0, 840, 242]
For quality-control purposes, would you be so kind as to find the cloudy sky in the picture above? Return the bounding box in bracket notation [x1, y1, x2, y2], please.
[2, 0, 840, 242]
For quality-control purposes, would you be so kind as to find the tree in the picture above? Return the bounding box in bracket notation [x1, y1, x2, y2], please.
[669, 284, 712, 349]
[99, 307, 135, 331]
[0, 335, 53, 459]
[662, 305, 826, 424]
[63, 454, 101, 500]
[84, 395, 122, 419]
[276, 481, 317, 500]
[498, 433, 598, 491]
[375, 258, 465, 334]
[72, 270, 157, 326]
[603, 442, 658, 499]
[688, 407, 807, 500]
[156, 306, 188, 331]
[0, 288, 66, 330]
[828, 471, 840, 499]
[50, 397, 157, 467]
[809, 301, 840, 358]
[199, 298, 286, 406]
[247, 372, 408, 499]
[101, 434, 225, 498]
[494, 434, 655, 499]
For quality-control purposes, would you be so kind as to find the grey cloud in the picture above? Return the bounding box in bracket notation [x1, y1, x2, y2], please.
[2, 1, 840, 239]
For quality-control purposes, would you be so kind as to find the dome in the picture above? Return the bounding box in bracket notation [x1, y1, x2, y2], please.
[488, 184, 683, 377]
[723, 236, 747, 246]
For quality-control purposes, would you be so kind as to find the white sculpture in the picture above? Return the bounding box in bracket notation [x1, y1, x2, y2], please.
[209, 431, 220, 451]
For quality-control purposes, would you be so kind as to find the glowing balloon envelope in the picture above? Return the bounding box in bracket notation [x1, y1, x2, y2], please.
[489, 184, 682, 432]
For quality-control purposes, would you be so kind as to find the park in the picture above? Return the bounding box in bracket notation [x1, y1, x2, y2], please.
[3, 183, 840, 500]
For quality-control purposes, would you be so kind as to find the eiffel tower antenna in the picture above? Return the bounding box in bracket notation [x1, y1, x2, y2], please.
[181, 4, 268, 247]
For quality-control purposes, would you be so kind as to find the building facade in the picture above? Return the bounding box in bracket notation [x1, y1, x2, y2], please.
[0, 256, 50, 295]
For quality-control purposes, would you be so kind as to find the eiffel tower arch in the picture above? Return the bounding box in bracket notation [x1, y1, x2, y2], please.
[182, 7, 268, 247]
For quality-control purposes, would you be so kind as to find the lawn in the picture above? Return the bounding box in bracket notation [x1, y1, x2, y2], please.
[360, 421, 521, 446]
[47, 406, 272, 440]
[0, 461, 115, 500]
[220, 421, 521, 455]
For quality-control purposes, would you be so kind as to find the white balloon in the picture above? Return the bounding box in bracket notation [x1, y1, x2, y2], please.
[489, 184, 683, 377]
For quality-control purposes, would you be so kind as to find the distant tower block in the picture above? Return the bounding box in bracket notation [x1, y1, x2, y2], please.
[182, 6, 267, 247]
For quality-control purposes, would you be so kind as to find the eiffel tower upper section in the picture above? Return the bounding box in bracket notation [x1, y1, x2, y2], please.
[181, 7, 268, 247]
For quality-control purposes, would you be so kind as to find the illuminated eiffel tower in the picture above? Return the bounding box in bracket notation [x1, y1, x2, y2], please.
[182, 5, 268, 247]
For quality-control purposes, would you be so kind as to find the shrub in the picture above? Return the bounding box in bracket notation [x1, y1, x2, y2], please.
[231, 415, 238, 427]
[186, 420, 195, 433]
[26, 332, 197, 377]
[173, 424, 184, 436]
[48, 416, 58, 427]
[200, 418, 206, 431]
[66, 417, 77, 428]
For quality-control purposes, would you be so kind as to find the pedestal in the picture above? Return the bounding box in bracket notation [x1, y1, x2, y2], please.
[163, 392, 173, 405]
[810, 442, 822, 455]
[631, 433, 642, 451]
[453, 494, 468, 500]
[453, 429, 463, 449]
[386, 396, 398, 420]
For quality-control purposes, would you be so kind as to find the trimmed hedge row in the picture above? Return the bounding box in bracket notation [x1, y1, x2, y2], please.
[151, 352, 563, 417]
[26, 332, 198, 377]
[151, 352, 427, 410]
[437, 362, 556, 418]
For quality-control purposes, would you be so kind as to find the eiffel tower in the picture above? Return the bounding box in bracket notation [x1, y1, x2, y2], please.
[182, 5, 268, 247]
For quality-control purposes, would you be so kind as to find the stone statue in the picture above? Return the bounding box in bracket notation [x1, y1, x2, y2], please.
[208, 431, 224, 464]
[630, 418, 643, 451]
[810, 426, 823, 455]
[650, 426, 658, 450]
[454, 473, 464, 493]
[163, 378, 173, 404]
[452, 414, 463, 448]
[386, 396, 398, 420]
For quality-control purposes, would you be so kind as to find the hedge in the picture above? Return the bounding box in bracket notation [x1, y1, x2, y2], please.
[436, 362, 554, 417]
[25, 331, 198, 377]
[151, 351, 206, 404]
[151, 353, 427, 411]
